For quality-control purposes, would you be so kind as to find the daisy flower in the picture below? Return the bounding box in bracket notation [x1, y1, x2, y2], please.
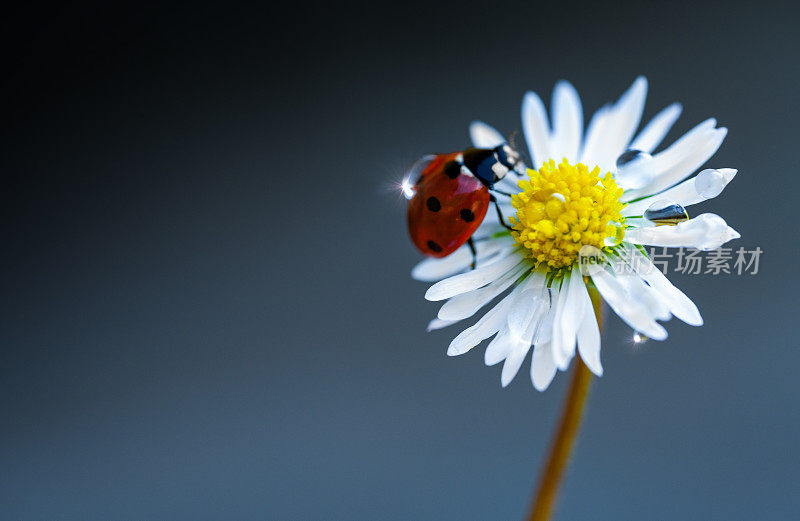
[412, 77, 740, 391]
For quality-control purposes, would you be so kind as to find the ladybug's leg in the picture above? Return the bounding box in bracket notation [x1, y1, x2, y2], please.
[490, 195, 514, 231]
[467, 237, 477, 270]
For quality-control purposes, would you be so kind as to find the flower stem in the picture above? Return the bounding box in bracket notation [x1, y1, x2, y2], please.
[525, 287, 603, 521]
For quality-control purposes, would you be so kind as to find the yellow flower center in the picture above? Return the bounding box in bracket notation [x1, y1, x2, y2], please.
[509, 159, 625, 272]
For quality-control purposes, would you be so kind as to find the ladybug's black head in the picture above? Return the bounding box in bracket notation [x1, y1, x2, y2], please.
[494, 144, 523, 176]
[463, 144, 525, 187]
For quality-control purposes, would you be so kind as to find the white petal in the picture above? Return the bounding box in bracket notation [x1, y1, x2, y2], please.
[551, 269, 587, 371]
[576, 293, 602, 376]
[425, 250, 524, 301]
[646, 128, 727, 196]
[624, 120, 727, 200]
[534, 290, 558, 347]
[630, 102, 682, 153]
[506, 272, 547, 341]
[427, 318, 458, 331]
[501, 339, 530, 387]
[548, 283, 569, 370]
[622, 168, 737, 216]
[496, 276, 550, 385]
[438, 263, 528, 321]
[413, 254, 470, 283]
[495, 175, 524, 193]
[550, 80, 583, 163]
[580, 103, 613, 168]
[624, 213, 740, 250]
[412, 238, 512, 282]
[469, 121, 506, 149]
[622, 246, 703, 326]
[531, 341, 558, 391]
[613, 265, 672, 322]
[603, 76, 648, 167]
[485, 326, 513, 366]
[447, 289, 518, 356]
[474, 212, 513, 235]
[520, 287, 557, 389]
[472, 223, 509, 240]
[522, 91, 553, 168]
[581, 77, 647, 171]
[478, 201, 515, 229]
[592, 268, 668, 340]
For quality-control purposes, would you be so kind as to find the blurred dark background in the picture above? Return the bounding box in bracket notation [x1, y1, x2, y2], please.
[1, 1, 798, 519]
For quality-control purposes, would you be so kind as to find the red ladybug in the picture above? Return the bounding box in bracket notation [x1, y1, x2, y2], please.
[405, 144, 523, 264]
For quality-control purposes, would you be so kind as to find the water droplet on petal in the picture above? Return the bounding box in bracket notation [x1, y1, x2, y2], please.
[603, 221, 625, 246]
[616, 149, 651, 168]
[633, 332, 649, 344]
[644, 200, 689, 225]
[532, 188, 565, 202]
[615, 149, 655, 189]
[678, 213, 740, 250]
[694, 168, 726, 198]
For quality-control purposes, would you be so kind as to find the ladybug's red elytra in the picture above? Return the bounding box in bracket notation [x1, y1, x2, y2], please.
[405, 144, 524, 265]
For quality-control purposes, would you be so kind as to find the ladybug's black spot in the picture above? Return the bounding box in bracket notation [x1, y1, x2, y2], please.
[443, 161, 461, 179]
[426, 196, 441, 212]
[460, 209, 475, 222]
[427, 240, 443, 252]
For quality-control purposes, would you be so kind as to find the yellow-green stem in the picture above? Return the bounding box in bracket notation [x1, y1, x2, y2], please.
[525, 286, 603, 521]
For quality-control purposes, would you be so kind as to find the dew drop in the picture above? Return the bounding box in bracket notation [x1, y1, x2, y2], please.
[614, 149, 654, 189]
[616, 149, 651, 168]
[644, 200, 689, 225]
[632, 332, 649, 344]
[603, 221, 625, 246]
[532, 188, 564, 202]
[694, 168, 726, 199]
[676, 213, 740, 250]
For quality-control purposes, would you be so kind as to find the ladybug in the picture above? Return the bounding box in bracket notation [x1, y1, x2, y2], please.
[404, 143, 524, 266]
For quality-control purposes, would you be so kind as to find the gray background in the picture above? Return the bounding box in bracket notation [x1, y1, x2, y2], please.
[1, 1, 798, 519]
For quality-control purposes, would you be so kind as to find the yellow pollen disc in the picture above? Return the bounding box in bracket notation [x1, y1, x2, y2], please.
[509, 159, 625, 272]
